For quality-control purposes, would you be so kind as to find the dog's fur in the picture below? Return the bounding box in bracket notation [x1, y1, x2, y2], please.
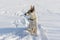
[24, 5, 37, 36]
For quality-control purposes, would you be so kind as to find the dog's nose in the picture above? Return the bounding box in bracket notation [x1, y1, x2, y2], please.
[24, 13, 26, 15]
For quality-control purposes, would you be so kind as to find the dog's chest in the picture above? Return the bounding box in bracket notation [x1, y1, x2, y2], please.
[30, 13, 36, 20]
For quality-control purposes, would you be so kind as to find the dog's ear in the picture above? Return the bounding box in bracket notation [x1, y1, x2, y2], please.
[27, 5, 35, 14]
[30, 5, 35, 12]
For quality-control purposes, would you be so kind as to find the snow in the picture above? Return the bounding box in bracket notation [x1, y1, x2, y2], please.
[0, 0, 60, 40]
[0, 33, 19, 40]
[0, 26, 43, 40]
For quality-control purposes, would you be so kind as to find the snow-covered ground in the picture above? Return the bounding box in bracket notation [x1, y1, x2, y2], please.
[0, 0, 60, 40]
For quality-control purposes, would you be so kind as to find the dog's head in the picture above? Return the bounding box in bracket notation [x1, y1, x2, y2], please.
[24, 5, 34, 15]
[23, 5, 35, 20]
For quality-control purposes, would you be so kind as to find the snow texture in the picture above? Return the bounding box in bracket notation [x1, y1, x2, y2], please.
[0, 0, 60, 40]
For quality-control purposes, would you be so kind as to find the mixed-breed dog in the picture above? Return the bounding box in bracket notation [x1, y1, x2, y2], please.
[22, 5, 37, 36]
[20, 5, 48, 40]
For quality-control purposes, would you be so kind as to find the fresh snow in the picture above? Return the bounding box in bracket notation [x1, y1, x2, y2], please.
[0, 0, 60, 40]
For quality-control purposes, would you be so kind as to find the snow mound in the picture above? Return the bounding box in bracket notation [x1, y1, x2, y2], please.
[0, 33, 19, 40]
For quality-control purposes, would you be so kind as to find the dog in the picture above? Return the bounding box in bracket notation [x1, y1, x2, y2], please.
[23, 5, 38, 36]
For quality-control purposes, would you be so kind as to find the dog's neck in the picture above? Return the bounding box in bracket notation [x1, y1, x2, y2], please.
[28, 18, 36, 21]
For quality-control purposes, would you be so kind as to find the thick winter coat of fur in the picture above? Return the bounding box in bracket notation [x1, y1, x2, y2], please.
[24, 6, 37, 36]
